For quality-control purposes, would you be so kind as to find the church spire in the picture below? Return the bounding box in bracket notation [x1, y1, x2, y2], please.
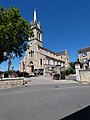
[34, 8, 37, 23]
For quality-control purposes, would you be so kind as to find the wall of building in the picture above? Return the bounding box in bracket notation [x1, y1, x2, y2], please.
[78, 51, 90, 63]
[75, 63, 90, 83]
[87, 51, 90, 58]
[37, 51, 63, 69]
[38, 47, 64, 63]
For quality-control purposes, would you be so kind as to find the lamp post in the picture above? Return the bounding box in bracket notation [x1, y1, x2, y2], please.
[3, 52, 15, 71]
[22, 62, 25, 85]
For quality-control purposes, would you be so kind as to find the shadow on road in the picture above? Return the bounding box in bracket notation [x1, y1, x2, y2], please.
[60, 105, 90, 120]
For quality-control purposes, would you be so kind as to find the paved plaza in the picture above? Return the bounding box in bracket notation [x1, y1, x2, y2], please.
[24, 76, 78, 86]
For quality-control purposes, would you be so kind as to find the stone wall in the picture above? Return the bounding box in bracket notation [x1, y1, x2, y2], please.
[80, 70, 90, 83]
[0, 79, 23, 89]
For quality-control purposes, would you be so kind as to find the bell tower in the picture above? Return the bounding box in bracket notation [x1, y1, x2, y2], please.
[20, 8, 43, 73]
[28, 8, 43, 47]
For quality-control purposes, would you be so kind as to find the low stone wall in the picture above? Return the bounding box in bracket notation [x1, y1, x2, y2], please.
[80, 70, 90, 83]
[0, 78, 23, 89]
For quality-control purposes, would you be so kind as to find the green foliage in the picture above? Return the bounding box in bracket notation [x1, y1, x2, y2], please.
[66, 67, 75, 75]
[65, 68, 71, 75]
[80, 63, 83, 69]
[61, 61, 83, 76]
[69, 62, 75, 70]
[61, 67, 75, 76]
[69, 61, 83, 70]
[60, 70, 66, 76]
[60, 70, 66, 79]
[7, 70, 12, 75]
[0, 6, 33, 63]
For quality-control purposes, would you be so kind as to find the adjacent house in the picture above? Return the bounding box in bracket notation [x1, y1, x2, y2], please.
[78, 46, 90, 63]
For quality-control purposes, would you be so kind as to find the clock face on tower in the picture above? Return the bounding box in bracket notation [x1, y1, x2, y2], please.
[82, 52, 87, 57]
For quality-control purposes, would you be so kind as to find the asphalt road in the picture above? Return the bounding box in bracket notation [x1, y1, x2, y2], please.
[0, 83, 90, 120]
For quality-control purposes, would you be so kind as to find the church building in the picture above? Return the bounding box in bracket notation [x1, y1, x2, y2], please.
[20, 8, 70, 75]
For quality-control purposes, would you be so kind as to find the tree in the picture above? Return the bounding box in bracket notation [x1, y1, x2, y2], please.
[0, 6, 33, 63]
[69, 61, 83, 70]
[69, 62, 75, 70]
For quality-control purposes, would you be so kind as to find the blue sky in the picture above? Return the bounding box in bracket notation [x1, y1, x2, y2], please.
[0, 0, 90, 71]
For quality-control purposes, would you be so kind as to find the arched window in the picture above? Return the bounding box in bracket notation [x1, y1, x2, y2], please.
[40, 59, 42, 66]
[29, 50, 34, 57]
[30, 61, 33, 64]
[37, 32, 40, 40]
[38, 33, 40, 40]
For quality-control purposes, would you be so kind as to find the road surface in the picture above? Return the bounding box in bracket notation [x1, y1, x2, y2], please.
[0, 81, 90, 120]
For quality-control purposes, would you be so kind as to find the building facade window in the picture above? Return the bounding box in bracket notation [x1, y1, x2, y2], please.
[37, 32, 41, 40]
[38, 33, 40, 40]
[40, 59, 42, 66]
[37, 32, 38, 39]
[29, 50, 34, 57]
[29, 52, 30, 58]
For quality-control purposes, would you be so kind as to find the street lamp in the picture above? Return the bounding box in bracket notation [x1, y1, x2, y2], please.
[3, 52, 15, 71]
[22, 62, 26, 85]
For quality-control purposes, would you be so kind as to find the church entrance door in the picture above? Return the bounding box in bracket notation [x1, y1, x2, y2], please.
[29, 61, 34, 73]
[30, 65, 34, 72]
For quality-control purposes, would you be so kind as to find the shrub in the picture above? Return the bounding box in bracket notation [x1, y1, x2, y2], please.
[60, 71, 65, 79]
[7, 70, 12, 75]
[60, 67, 75, 76]
[18, 72, 29, 77]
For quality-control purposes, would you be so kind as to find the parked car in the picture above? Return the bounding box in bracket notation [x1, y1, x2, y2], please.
[52, 73, 60, 80]
[34, 69, 43, 76]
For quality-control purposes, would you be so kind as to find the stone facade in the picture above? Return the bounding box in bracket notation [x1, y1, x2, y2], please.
[0, 79, 23, 89]
[20, 8, 70, 75]
[75, 63, 90, 83]
[80, 70, 90, 83]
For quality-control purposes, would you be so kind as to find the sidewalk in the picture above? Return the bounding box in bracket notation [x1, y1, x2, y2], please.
[24, 76, 78, 86]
